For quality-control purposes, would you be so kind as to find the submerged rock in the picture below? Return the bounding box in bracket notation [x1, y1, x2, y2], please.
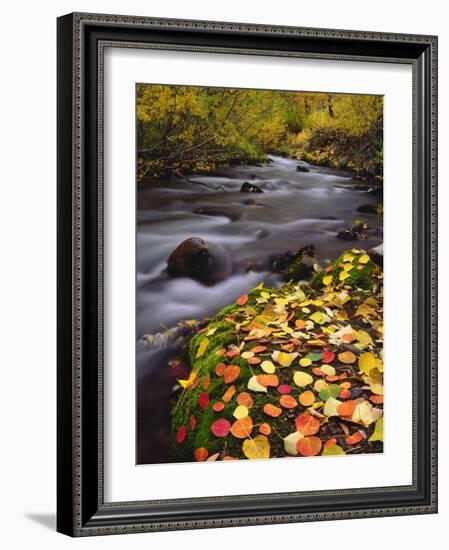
[240, 181, 264, 193]
[273, 245, 316, 283]
[357, 203, 383, 214]
[337, 222, 367, 241]
[296, 164, 310, 173]
[167, 237, 212, 282]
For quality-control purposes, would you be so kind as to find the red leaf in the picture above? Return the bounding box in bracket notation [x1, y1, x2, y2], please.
[189, 414, 196, 430]
[295, 414, 320, 436]
[236, 294, 248, 306]
[176, 426, 187, 444]
[194, 448, 209, 461]
[198, 392, 209, 410]
[210, 418, 231, 437]
[277, 384, 292, 394]
[322, 350, 335, 364]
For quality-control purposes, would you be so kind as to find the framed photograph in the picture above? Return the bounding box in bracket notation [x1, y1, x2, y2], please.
[57, 12, 438, 536]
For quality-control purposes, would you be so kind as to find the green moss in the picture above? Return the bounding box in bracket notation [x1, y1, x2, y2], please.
[311, 249, 379, 290]
[281, 257, 314, 282]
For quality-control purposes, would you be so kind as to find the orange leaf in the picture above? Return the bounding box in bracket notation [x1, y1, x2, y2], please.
[295, 413, 320, 436]
[236, 294, 248, 306]
[259, 423, 271, 435]
[312, 367, 325, 377]
[223, 365, 241, 384]
[337, 400, 356, 417]
[338, 389, 352, 399]
[194, 447, 209, 461]
[338, 351, 357, 364]
[342, 333, 354, 343]
[296, 436, 322, 456]
[324, 437, 337, 448]
[369, 395, 384, 405]
[345, 430, 364, 445]
[203, 375, 211, 389]
[237, 392, 254, 408]
[251, 345, 267, 353]
[298, 390, 315, 407]
[189, 414, 196, 430]
[295, 319, 306, 329]
[222, 385, 236, 402]
[256, 374, 279, 387]
[263, 404, 282, 417]
[247, 357, 262, 365]
[325, 375, 339, 382]
[279, 395, 298, 409]
[212, 401, 225, 412]
[215, 362, 226, 376]
[230, 416, 253, 438]
[215, 348, 226, 357]
[223, 456, 237, 461]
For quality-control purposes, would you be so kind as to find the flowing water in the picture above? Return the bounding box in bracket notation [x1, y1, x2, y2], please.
[136, 155, 382, 463]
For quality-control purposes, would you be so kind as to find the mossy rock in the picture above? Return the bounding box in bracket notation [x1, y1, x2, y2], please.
[281, 257, 314, 282]
[357, 203, 383, 215]
[311, 249, 379, 290]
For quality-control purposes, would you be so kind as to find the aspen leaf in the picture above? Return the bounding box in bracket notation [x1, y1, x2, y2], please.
[230, 416, 253, 438]
[210, 419, 231, 437]
[222, 385, 236, 402]
[196, 338, 209, 358]
[261, 360, 276, 373]
[338, 351, 356, 364]
[323, 275, 333, 286]
[212, 401, 225, 412]
[274, 351, 295, 367]
[256, 374, 279, 387]
[359, 352, 382, 375]
[359, 254, 370, 264]
[236, 294, 248, 306]
[242, 435, 270, 460]
[284, 431, 304, 455]
[321, 364, 336, 376]
[194, 448, 209, 461]
[198, 392, 209, 410]
[369, 417, 384, 442]
[277, 384, 292, 394]
[322, 444, 345, 456]
[299, 357, 312, 367]
[298, 390, 315, 407]
[247, 376, 267, 393]
[259, 423, 271, 435]
[295, 413, 320, 435]
[176, 426, 186, 444]
[339, 271, 350, 281]
[297, 436, 322, 456]
[323, 397, 342, 417]
[293, 371, 313, 387]
[263, 404, 282, 417]
[322, 350, 335, 363]
[233, 405, 249, 419]
[279, 394, 298, 408]
[237, 392, 254, 408]
[223, 365, 240, 384]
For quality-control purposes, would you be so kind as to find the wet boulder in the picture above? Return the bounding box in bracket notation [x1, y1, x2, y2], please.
[273, 245, 316, 283]
[296, 164, 310, 173]
[357, 203, 383, 214]
[337, 222, 367, 241]
[167, 237, 212, 282]
[369, 243, 383, 267]
[240, 181, 264, 193]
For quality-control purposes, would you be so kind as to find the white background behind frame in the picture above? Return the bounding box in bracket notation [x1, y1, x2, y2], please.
[103, 46, 413, 503]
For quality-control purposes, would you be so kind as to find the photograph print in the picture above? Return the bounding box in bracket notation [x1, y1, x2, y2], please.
[136, 84, 384, 465]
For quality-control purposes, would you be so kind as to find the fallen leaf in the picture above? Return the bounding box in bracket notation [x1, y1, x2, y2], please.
[274, 351, 295, 367]
[322, 350, 335, 364]
[297, 436, 322, 456]
[233, 405, 249, 419]
[299, 357, 312, 367]
[231, 416, 253, 438]
[247, 376, 268, 393]
[215, 362, 226, 376]
[338, 351, 357, 364]
[323, 397, 343, 417]
[259, 423, 271, 435]
[295, 413, 320, 435]
[261, 360, 276, 373]
[223, 365, 241, 384]
[211, 418, 231, 437]
[277, 384, 292, 394]
[236, 294, 248, 306]
[322, 444, 345, 456]
[212, 401, 225, 412]
[369, 417, 384, 442]
[284, 431, 304, 455]
[345, 430, 364, 445]
[177, 426, 187, 444]
[337, 400, 356, 417]
[263, 404, 282, 417]
[298, 390, 315, 407]
[359, 254, 370, 264]
[237, 392, 254, 408]
[293, 371, 314, 387]
[207, 453, 220, 461]
[256, 374, 279, 387]
[196, 338, 209, 358]
[280, 395, 298, 408]
[194, 448, 209, 461]
[198, 392, 209, 410]
[189, 415, 196, 430]
[242, 435, 270, 459]
[202, 375, 210, 389]
[222, 385, 236, 402]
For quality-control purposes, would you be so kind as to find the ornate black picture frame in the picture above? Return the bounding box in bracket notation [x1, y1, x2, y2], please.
[57, 12, 438, 536]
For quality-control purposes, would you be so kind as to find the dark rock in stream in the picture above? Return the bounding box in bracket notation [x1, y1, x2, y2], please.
[272, 244, 316, 282]
[240, 181, 264, 193]
[296, 164, 310, 172]
[357, 203, 383, 214]
[337, 222, 367, 241]
[369, 243, 383, 267]
[167, 237, 213, 282]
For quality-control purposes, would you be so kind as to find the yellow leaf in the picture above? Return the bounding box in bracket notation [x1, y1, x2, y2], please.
[339, 271, 350, 281]
[352, 401, 375, 426]
[359, 352, 382, 376]
[284, 431, 304, 456]
[274, 351, 294, 367]
[321, 364, 336, 376]
[242, 435, 270, 459]
[322, 444, 345, 456]
[359, 254, 370, 264]
[323, 275, 333, 286]
[309, 311, 326, 325]
[369, 417, 384, 442]
[356, 330, 373, 346]
[247, 376, 267, 393]
[196, 338, 209, 358]
[323, 397, 342, 417]
[178, 370, 197, 389]
[343, 253, 354, 262]
[206, 327, 217, 336]
[233, 405, 249, 419]
[293, 371, 313, 387]
[299, 357, 312, 367]
[261, 360, 276, 374]
[343, 263, 354, 272]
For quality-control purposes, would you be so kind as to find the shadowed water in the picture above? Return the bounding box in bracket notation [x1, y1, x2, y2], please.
[136, 156, 382, 463]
